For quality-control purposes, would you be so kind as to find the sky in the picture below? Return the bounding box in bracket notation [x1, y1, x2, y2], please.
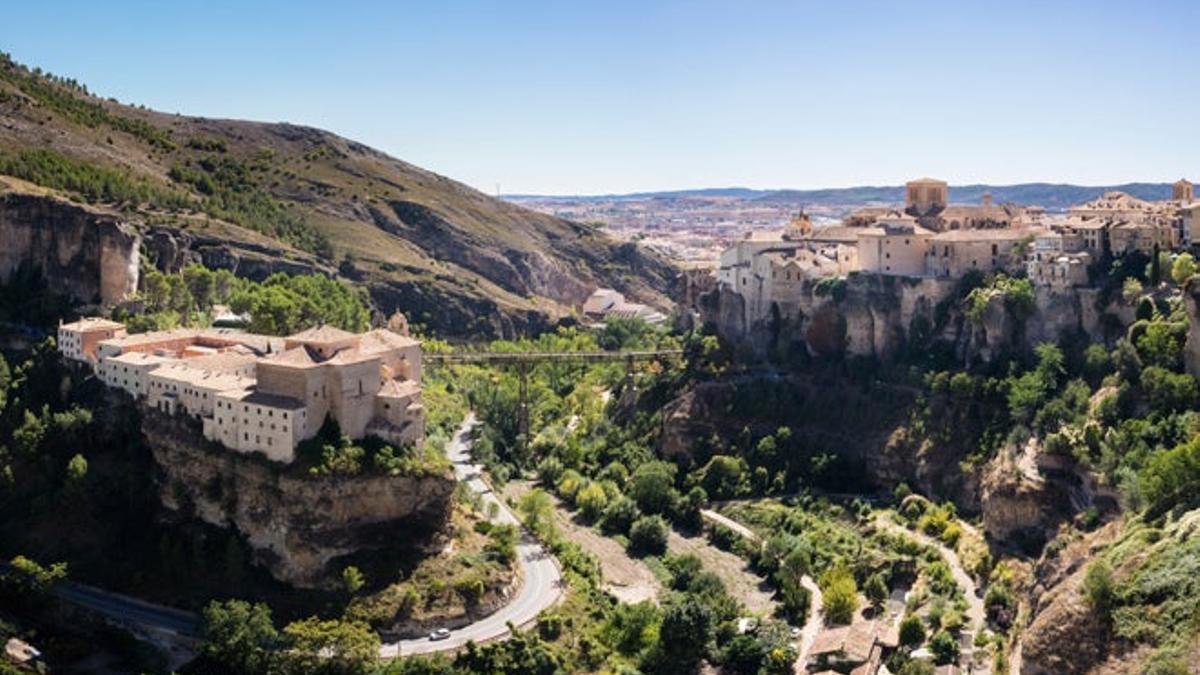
[2, 1, 1198, 195]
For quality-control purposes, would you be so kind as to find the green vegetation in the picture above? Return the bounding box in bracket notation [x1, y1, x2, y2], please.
[0, 52, 175, 149]
[124, 264, 370, 336]
[965, 274, 1035, 324]
[0, 148, 191, 207]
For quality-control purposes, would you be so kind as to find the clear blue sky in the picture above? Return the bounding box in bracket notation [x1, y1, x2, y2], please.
[3, 1, 1198, 195]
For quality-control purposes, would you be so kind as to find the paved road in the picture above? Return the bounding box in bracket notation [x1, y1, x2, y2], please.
[382, 414, 564, 657]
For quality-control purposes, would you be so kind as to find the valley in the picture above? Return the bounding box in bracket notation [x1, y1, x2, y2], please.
[1, 47, 1200, 675]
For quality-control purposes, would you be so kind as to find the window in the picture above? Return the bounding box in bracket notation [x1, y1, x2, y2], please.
[991, 244, 998, 255]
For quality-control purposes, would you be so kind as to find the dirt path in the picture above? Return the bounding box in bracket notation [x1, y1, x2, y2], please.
[504, 481, 661, 605]
[666, 527, 777, 615]
[875, 514, 986, 669]
[700, 510, 822, 663]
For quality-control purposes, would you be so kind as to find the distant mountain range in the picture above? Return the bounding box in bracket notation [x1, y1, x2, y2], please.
[507, 182, 1188, 211]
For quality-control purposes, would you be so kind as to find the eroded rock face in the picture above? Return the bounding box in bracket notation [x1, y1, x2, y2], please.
[704, 274, 1115, 367]
[0, 192, 140, 305]
[144, 412, 455, 588]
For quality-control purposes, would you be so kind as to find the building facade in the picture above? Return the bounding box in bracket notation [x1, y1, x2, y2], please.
[62, 323, 426, 464]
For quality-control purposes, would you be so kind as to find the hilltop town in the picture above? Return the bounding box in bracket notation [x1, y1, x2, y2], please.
[708, 178, 1200, 354]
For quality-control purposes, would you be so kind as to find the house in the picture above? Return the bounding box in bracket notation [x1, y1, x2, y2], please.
[857, 218, 934, 276]
[57, 317, 127, 364]
[925, 228, 1036, 278]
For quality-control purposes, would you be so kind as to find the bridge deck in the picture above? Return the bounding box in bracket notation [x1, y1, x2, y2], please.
[426, 349, 682, 364]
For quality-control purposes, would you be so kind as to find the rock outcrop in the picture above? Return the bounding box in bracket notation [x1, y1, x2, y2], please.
[144, 411, 455, 588]
[0, 190, 141, 305]
[703, 273, 1113, 366]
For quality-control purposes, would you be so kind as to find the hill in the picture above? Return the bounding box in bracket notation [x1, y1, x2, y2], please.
[511, 182, 1183, 211]
[0, 54, 674, 338]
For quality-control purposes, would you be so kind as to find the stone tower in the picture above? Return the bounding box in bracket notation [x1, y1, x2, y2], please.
[782, 210, 813, 240]
[1173, 179, 1194, 203]
[905, 178, 949, 217]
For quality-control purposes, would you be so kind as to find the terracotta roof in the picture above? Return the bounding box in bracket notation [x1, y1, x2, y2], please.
[219, 388, 306, 410]
[378, 379, 421, 398]
[104, 351, 171, 366]
[326, 346, 381, 365]
[263, 346, 323, 368]
[931, 228, 1039, 242]
[808, 621, 878, 663]
[285, 325, 359, 345]
[61, 317, 124, 332]
[360, 329, 420, 352]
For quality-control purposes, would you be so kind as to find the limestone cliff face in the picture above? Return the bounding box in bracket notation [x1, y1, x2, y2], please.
[0, 191, 140, 305]
[705, 273, 1115, 366]
[702, 274, 958, 362]
[144, 412, 455, 588]
[1183, 278, 1200, 379]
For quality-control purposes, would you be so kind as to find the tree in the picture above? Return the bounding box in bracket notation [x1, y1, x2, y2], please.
[575, 482, 609, 522]
[699, 455, 744, 499]
[1171, 252, 1197, 285]
[775, 544, 813, 619]
[651, 599, 713, 674]
[342, 566, 365, 595]
[600, 495, 640, 535]
[819, 565, 859, 625]
[929, 629, 960, 665]
[605, 600, 662, 656]
[201, 599, 278, 674]
[628, 461, 679, 514]
[63, 453, 88, 492]
[1139, 436, 1200, 515]
[1136, 322, 1185, 369]
[898, 614, 926, 647]
[1082, 561, 1115, 622]
[278, 617, 380, 675]
[12, 409, 45, 456]
[722, 634, 766, 675]
[1122, 277, 1144, 305]
[517, 489, 556, 541]
[864, 573, 889, 611]
[629, 515, 669, 556]
[485, 523, 518, 565]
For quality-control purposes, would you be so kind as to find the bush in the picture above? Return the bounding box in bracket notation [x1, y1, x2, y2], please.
[1082, 561, 1115, 622]
[929, 629, 960, 665]
[818, 565, 859, 625]
[629, 515, 669, 556]
[898, 614, 925, 647]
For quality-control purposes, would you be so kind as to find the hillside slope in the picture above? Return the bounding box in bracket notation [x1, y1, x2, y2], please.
[0, 54, 674, 337]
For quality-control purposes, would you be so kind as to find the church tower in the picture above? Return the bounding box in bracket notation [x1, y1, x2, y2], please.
[1173, 179, 1194, 203]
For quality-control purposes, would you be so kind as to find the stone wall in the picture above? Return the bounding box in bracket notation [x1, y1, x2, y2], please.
[143, 410, 455, 588]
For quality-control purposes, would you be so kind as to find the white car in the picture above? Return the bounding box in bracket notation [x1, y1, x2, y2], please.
[429, 628, 451, 641]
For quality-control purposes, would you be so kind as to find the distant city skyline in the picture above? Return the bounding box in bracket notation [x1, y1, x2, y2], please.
[3, 0, 1198, 195]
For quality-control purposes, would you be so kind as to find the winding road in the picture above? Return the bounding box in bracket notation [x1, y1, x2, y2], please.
[26, 415, 562, 662]
[382, 414, 564, 657]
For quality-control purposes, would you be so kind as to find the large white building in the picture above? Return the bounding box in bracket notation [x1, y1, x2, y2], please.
[60, 322, 426, 464]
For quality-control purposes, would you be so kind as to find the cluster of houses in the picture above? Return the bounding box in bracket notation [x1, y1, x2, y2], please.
[581, 288, 668, 325]
[57, 319, 426, 463]
[718, 177, 1200, 304]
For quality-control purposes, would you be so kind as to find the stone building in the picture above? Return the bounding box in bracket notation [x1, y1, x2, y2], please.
[857, 217, 934, 276]
[57, 317, 126, 364]
[905, 178, 948, 217]
[925, 228, 1036, 278]
[1174, 178, 1194, 203]
[64, 322, 426, 464]
[1027, 231, 1091, 288]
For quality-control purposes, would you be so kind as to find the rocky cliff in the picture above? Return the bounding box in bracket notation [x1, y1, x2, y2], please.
[0, 188, 140, 306]
[143, 411, 455, 588]
[703, 273, 1114, 365]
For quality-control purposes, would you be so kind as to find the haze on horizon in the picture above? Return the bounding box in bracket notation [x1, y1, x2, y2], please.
[3, 0, 1198, 196]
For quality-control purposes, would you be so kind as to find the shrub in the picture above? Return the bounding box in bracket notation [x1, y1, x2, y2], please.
[929, 629, 960, 665]
[629, 515, 669, 556]
[898, 614, 926, 647]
